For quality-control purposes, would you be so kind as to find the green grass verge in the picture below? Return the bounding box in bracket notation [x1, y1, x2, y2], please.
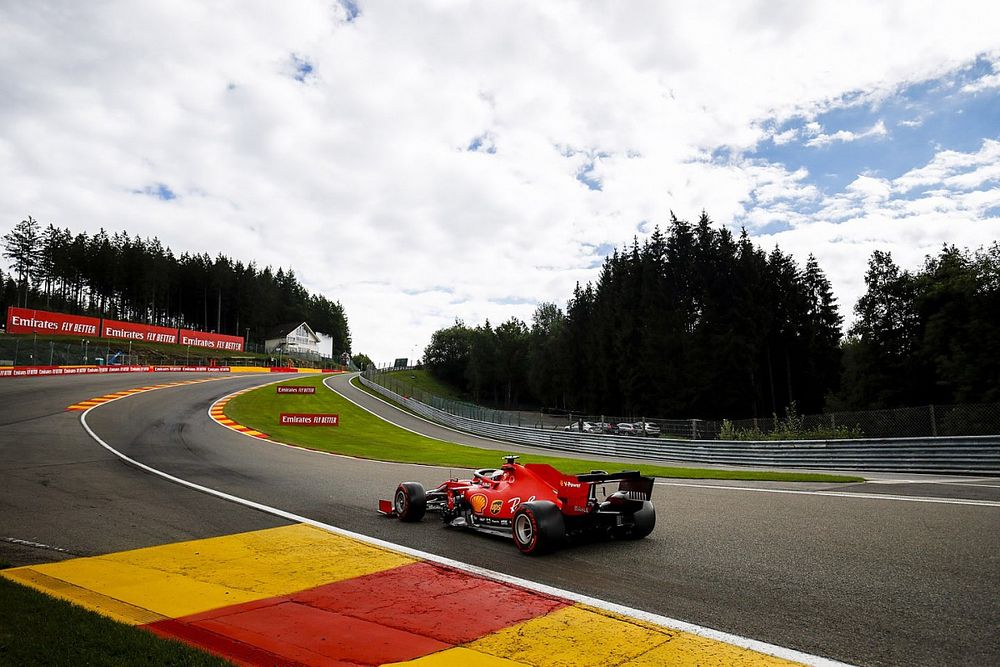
[0, 575, 231, 666]
[225, 375, 863, 483]
[383, 368, 468, 401]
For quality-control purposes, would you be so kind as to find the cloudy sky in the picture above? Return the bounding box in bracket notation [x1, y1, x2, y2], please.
[2, 1, 999, 363]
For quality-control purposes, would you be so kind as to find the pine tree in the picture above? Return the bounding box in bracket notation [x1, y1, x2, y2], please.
[2, 216, 42, 307]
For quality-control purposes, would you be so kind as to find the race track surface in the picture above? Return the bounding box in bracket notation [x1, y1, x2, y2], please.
[2, 372, 998, 666]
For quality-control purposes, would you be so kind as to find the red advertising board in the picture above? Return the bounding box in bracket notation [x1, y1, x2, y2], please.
[276, 386, 316, 394]
[279, 413, 339, 426]
[178, 329, 244, 352]
[152, 366, 232, 372]
[102, 318, 179, 344]
[6, 307, 101, 337]
[0, 365, 151, 378]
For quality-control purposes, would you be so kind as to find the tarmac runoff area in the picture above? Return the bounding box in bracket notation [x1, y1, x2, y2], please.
[3, 524, 827, 667]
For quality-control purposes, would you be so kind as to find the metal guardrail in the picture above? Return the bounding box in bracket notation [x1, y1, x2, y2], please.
[359, 375, 1000, 474]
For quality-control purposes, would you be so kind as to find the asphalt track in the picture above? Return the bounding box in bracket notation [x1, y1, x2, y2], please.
[1, 372, 998, 666]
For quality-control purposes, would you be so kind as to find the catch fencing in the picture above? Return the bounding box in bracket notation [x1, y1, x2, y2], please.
[359, 373, 1000, 474]
[366, 369, 1000, 439]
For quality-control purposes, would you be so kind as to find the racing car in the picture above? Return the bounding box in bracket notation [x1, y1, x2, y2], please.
[378, 455, 655, 555]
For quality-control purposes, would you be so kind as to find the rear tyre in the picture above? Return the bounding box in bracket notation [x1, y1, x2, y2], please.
[512, 501, 565, 555]
[614, 501, 655, 540]
[394, 482, 426, 522]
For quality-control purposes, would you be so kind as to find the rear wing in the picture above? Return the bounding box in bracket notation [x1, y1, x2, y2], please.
[576, 470, 654, 500]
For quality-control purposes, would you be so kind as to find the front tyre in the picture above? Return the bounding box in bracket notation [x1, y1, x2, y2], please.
[394, 482, 426, 522]
[614, 500, 655, 540]
[512, 501, 565, 555]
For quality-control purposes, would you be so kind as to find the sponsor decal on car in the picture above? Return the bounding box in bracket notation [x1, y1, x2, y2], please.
[490, 499, 503, 515]
[469, 493, 488, 513]
[476, 516, 512, 527]
[560, 480, 583, 488]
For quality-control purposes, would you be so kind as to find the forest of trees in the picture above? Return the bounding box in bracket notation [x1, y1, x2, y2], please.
[423, 212, 1000, 419]
[834, 245, 1000, 410]
[1, 216, 351, 355]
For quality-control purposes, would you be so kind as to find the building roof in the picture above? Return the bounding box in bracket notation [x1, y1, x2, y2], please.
[263, 321, 320, 343]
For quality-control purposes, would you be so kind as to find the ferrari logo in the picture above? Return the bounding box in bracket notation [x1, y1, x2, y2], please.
[490, 500, 503, 515]
[469, 494, 488, 513]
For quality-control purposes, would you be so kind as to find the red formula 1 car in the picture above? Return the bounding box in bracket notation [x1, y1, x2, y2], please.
[378, 456, 655, 555]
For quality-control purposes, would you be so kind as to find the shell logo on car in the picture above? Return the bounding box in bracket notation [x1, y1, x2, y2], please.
[469, 493, 488, 513]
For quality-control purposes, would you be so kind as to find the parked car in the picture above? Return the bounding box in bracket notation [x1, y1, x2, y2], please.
[634, 422, 661, 436]
[564, 421, 598, 433]
[617, 422, 637, 435]
[595, 422, 618, 435]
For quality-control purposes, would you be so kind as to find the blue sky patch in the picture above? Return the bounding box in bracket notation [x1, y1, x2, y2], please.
[291, 54, 314, 82]
[135, 183, 176, 201]
[711, 50, 1000, 234]
[339, 0, 360, 22]
[467, 132, 496, 154]
[739, 54, 1000, 199]
[490, 296, 537, 306]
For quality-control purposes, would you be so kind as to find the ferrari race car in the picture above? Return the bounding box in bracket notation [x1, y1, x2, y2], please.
[378, 456, 655, 555]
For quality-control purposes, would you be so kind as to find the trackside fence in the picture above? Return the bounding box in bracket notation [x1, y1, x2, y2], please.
[366, 368, 1000, 440]
[359, 374, 1000, 474]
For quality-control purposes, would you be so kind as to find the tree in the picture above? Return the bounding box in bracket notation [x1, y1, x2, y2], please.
[420, 211, 850, 420]
[527, 302, 567, 408]
[494, 318, 529, 408]
[423, 321, 473, 388]
[843, 251, 923, 408]
[1, 217, 352, 354]
[2, 216, 42, 307]
[466, 321, 499, 403]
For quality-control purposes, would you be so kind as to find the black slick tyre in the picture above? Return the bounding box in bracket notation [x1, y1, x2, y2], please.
[614, 500, 655, 540]
[394, 482, 426, 522]
[512, 501, 565, 555]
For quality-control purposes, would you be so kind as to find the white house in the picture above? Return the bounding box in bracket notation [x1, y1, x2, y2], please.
[264, 322, 321, 355]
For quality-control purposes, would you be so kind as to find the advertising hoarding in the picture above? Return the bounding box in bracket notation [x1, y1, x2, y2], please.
[178, 329, 244, 351]
[6, 307, 101, 337]
[279, 413, 339, 426]
[101, 318, 179, 344]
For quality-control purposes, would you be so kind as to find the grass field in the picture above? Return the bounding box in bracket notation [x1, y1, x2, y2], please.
[0, 575, 231, 667]
[383, 368, 468, 401]
[225, 375, 863, 483]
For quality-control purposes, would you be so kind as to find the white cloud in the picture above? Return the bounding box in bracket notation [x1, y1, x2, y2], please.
[960, 58, 1000, 93]
[805, 120, 888, 148]
[1, 2, 1000, 361]
[846, 174, 892, 201]
[771, 128, 800, 145]
[893, 139, 1000, 191]
[752, 139, 1000, 325]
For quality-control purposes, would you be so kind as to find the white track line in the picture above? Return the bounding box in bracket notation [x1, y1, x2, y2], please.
[869, 480, 1000, 489]
[655, 481, 1000, 507]
[1, 537, 74, 554]
[333, 374, 517, 447]
[80, 377, 852, 667]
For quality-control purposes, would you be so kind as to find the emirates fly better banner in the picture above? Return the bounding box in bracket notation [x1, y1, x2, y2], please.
[6, 307, 100, 336]
[5, 307, 244, 352]
[102, 318, 178, 344]
[178, 329, 244, 352]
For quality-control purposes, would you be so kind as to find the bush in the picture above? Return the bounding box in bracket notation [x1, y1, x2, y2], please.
[720, 402, 863, 441]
